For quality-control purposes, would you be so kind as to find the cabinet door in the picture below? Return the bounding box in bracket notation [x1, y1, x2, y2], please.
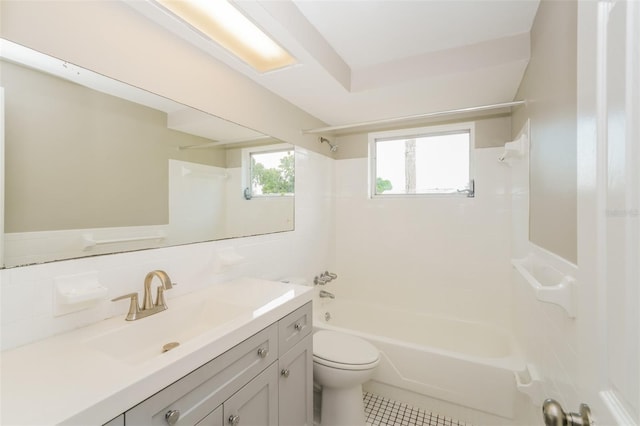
[224, 363, 278, 426]
[278, 335, 313, 426]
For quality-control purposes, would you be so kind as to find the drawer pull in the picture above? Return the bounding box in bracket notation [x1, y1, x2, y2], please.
[228, 414, 240, 425]
[165, 409, 180, 426]
[257, 347, 269, 358]
[281, 368, 290, 378]
[294, 322, 303, 331]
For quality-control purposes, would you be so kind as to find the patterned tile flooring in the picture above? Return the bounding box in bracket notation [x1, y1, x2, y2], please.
[363, 392, 470, 426]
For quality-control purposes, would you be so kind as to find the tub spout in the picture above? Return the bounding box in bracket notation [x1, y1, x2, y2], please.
[319, 290, 335, 299]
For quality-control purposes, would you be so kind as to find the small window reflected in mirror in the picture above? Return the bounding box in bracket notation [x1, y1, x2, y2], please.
[244, 145, 295, 198]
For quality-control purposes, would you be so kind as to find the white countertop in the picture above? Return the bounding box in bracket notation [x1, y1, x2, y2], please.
[0, 278, 312, 425]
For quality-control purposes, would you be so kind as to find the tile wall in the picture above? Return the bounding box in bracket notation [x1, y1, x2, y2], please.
[329, 147, 513, 329]
[0, 148, 334, 351]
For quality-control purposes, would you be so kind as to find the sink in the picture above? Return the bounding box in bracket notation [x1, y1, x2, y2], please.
[86, 297, 247, 365]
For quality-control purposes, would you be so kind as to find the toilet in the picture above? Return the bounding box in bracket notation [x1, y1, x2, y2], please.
[313, 330, 380, 426]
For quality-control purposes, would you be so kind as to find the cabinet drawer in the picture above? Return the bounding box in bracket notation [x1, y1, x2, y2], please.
[278, 302, 312, 355]
[125, 324, 278, 426]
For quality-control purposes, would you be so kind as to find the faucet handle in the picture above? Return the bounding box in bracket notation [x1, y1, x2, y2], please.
[111, 292, 138, 302]
[324, 271, 338, 280]
[155, 284, 176, 309]
[111, 293, 140, 321]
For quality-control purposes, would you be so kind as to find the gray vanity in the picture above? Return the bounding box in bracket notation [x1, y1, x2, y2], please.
[0, 278, 313, 426]
[112, 303, 312, 426]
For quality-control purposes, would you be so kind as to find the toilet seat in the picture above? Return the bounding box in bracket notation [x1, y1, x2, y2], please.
[313, 330, 379, 370]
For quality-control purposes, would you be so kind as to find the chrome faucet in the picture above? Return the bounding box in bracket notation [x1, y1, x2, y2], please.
[112, 270, 176, 321]
[319, 290, 335, 299]
[314, 271, 338, 285]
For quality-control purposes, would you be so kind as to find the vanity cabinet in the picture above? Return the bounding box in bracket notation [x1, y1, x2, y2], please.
[121, 302, 312, 426]
[277, 304, 314, 426]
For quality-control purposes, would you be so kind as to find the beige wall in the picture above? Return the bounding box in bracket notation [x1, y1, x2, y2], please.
[0, 0, 327, 154]
[512, 0, 577, 263]
[2, 60, 225, 232]
[333, 114, 512, 159]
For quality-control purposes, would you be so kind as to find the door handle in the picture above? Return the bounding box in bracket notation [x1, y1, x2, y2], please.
[543, 399, 593, 426]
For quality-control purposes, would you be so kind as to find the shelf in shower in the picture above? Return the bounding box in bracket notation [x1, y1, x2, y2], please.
[512, 252, 576, 318]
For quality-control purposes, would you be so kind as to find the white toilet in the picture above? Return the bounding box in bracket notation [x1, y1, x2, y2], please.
[313, 330, 380, 426]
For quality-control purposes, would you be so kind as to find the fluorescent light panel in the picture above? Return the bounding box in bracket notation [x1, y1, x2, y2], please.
[156, 0, 295, 72]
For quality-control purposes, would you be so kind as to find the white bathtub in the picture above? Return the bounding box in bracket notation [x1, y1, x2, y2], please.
[313, 298, 524, 419]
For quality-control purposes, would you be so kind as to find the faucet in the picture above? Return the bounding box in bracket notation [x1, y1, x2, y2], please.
[314, 275, 330, 285]
[112, 270, 176, 321]
[143, 270, 174, 310]
[319, 290, 335, 299]
[314, 271, 338, 285]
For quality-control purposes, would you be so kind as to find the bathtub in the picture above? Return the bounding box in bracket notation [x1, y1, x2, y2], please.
[313, 298, 524, 419]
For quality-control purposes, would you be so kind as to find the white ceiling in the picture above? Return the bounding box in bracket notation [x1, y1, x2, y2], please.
[233, 0, 540, 128]
[131, 0, 540, 129]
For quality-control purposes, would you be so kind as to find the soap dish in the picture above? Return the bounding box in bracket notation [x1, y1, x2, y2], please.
[54, 271, 107, 316]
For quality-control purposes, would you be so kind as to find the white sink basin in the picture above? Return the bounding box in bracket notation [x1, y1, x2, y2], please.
[86, 297, 247, 365]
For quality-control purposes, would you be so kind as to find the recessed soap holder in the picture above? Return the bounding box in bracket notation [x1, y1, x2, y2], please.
[514, 363, 544, 404]
[512, 255, 576, 318]
[54, 271, 107, 316]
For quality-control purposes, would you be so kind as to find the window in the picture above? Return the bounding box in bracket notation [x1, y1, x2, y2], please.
[368, 123, 474, 197]
[242, 144, 294, 199]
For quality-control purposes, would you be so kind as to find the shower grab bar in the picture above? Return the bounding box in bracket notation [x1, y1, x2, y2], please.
[82, 232, 166, 250]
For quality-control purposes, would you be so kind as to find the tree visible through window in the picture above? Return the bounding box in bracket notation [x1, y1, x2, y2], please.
[250, 149, 294, 196]
[369, 124, 473, 197]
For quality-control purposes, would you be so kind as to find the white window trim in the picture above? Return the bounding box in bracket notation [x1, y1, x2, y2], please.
[367, 122, 475, 199]
[241, 143, 295, 199]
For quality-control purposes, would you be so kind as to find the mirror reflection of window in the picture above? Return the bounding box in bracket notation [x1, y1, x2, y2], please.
[244, 145, 295, 198]
[0, 39, 296, 268]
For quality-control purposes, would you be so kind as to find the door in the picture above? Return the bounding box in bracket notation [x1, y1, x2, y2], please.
[279, 336, 313, 426]
[577, 0, 639, 424]
[224, 363, 278, 426]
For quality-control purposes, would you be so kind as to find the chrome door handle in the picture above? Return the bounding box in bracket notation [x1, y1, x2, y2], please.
[543, 399, 593, 426]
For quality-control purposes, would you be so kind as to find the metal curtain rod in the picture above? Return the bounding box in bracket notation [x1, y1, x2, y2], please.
[302, 100, 526, 134]
[178, 135, 272, 150]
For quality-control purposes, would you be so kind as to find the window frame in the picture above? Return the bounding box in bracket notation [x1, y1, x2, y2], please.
[367, 122, 475, 199]
[241, 143, 295, 199]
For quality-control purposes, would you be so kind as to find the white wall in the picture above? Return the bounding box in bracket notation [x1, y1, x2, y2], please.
[0, 148, 333, 351]
[329, 147, 512, 329]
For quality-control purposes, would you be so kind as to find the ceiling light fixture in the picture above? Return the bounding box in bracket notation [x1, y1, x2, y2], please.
[155, 0, 295, 72]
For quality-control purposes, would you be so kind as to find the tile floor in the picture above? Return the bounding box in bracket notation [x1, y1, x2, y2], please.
[363, 392, 470, 426]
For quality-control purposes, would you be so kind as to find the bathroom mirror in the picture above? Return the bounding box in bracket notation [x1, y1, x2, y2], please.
[0, 40, 294, 268]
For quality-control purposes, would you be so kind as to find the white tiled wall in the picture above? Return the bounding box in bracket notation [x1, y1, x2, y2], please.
[329, 147, 513, 329]
[0, 148, 334, 351]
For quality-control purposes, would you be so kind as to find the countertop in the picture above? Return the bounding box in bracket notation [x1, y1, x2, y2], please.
[0, 278, 312, 425]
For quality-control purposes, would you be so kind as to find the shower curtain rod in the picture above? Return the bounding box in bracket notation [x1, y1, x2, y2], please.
[301, 100, 526, 135]
[178, 135, 272, 150]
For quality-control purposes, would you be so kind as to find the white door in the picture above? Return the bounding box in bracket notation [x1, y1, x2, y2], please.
[577, 0, 639, 424]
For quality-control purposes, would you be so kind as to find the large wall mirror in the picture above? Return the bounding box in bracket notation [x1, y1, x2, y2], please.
[0, 39, 295, 268]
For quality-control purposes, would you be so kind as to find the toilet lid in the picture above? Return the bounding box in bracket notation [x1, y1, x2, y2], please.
[313, 330, 379, 366]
